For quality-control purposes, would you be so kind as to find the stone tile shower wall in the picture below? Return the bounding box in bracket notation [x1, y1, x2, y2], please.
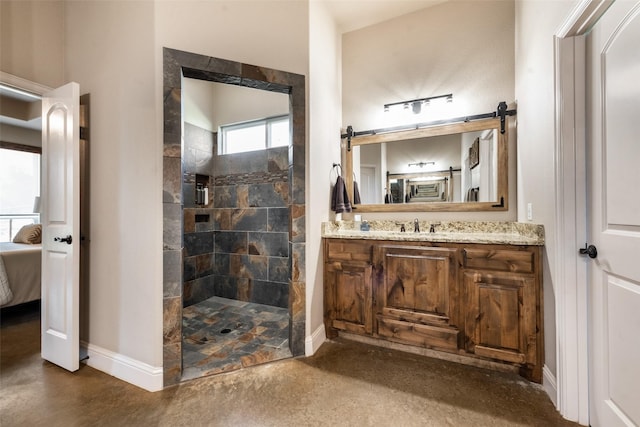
[183, 122, 215, 307]
[181, 122, 291, 309]
[211, 146, 290, 308]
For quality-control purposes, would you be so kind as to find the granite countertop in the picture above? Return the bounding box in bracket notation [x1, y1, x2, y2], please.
[321, 220, 545, 246]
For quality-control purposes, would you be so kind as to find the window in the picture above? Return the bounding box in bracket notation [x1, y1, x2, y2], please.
[219, 115, 289, 155]
[0, 147, 41, 242]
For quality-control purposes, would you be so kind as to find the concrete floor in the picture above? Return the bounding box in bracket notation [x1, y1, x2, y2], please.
[1, 303, 580, 426]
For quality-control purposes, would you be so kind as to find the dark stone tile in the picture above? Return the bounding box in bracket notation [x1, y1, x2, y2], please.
[213, 253, 230, 275]
[249, 182, 288, 207]
[163, 156, 182, 204]
[163, 203, 182, 251]
[184, 256, 197, 282]
[184, 232, 213, 257]
[214, 231, 247, 254]
[184, 122, 214, 153]
[290, 320, 305, 357]
[195, 253, 214, 277]
[291, 163, 305, 205]
[214, 186, 237, 208]
[250, 280, 289, 308]
[183, 280, 194, 306]
[183, 209, 196, 233]
[162, 85, 181, 139]
[290, 280, 305, 323]
[267, 146, 289, 172]
[292, 243, 305, 282]
[248, 232, 288, 257]
[213, 209, 231, 230]
[237, 278, 251, 302]
[184, 147, 197, 174]
[182, 181, 196, 208]
[163, 342, 181, 387]
[267, 207, 289, 232]
[229, 255, 268, 280]
[237, 185, 249, 209]
[213, 152, 230, 176]
[229, 150, 268, 174]
[195, 149, 213, 176]
[184, 275, 215, 307]
[163, 296, 182, 345]
[290, 204, 305, 242]
[163, 249, 182, 298]
[269, 257, 290, 283]
[214, 275, 238, 300]
[231, 208, 267, 231]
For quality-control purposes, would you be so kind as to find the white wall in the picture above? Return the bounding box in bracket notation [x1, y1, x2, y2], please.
[308, 0, 342, 352]
[341, 0, 517, 222]
[515, 0, 579, 400]
[0, 123, 41, 147]
[0, 0, 65, 88]
[64, 1, 161, 369]
[183, 78, 290, 133]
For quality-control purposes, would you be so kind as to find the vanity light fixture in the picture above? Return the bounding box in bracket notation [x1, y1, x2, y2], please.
[408, 161, 435, 168]
[384, 93, 453, 115]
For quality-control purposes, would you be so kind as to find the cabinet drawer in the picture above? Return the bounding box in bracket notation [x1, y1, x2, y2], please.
[377, 316, 459, 352]
[325, 240, 372, 263]
[463, 248, 534, 273]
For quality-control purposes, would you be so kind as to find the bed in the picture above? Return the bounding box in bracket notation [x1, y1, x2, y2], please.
[0, 242, 42, 308]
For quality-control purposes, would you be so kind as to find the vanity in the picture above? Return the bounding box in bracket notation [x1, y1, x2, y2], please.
[324, 108, 545, 383]
[322, 220, 544, 383]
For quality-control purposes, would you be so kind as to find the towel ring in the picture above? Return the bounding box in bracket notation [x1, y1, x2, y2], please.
[330, 163, 342, 183]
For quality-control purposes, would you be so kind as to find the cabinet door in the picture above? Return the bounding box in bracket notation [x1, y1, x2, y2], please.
[375, 245, 460, 351]
[463, 270, 537, 365]
[325, 261, 373, 335]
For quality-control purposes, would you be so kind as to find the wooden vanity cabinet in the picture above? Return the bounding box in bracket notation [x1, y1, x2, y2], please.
[373, 245, 460, 352]
[461, 246, 543, 382]
[324, 240, 374, 338]
[323, 238, 543, 383]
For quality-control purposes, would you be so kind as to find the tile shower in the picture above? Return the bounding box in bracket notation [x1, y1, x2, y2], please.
[182, 122, 291, 308]
[181, 122, 292, 377]
[162, 48, 306, 387]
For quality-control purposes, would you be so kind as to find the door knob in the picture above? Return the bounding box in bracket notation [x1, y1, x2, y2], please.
[54, 235, 73, 245]
[579, 243, 597, 259]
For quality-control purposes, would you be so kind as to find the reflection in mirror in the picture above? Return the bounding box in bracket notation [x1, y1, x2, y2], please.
[355, 129, 497, 204]
[346, 117, 508, 212]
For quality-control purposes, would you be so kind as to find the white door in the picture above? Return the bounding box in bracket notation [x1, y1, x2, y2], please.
[360, 166, 377, 204]
[41, 82, 80, 372]
[587, 2, 640, 425]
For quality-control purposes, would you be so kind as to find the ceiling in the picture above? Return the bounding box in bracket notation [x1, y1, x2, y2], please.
[322, 0, 448, 33]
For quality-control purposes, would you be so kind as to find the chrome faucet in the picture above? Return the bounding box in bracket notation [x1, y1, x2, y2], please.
[414, 218, 420, 233]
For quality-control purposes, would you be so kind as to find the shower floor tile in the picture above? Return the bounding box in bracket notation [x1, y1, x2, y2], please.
[181, 296, 292, 381]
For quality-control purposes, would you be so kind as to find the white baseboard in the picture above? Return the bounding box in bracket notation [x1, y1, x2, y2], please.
[81, 341, 163, 392]
[305, 324, 326, 356]
[543, 364, 558, 408]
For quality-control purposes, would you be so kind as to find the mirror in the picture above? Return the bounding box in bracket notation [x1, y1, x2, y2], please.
[345, 117, 508, 212]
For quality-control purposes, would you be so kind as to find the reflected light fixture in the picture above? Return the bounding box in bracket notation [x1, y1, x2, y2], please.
[384, 93, 453, 114]
[408, 161, 435, 168]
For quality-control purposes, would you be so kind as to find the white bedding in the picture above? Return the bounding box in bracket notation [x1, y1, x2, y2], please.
[0, 242, 42, 308]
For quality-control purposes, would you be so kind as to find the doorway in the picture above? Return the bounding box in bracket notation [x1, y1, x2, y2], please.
[180, 79, 293, 379]
[162, 48, 306, 386]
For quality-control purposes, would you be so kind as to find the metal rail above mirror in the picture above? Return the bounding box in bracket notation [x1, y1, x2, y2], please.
[342, 104, 515, 212]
